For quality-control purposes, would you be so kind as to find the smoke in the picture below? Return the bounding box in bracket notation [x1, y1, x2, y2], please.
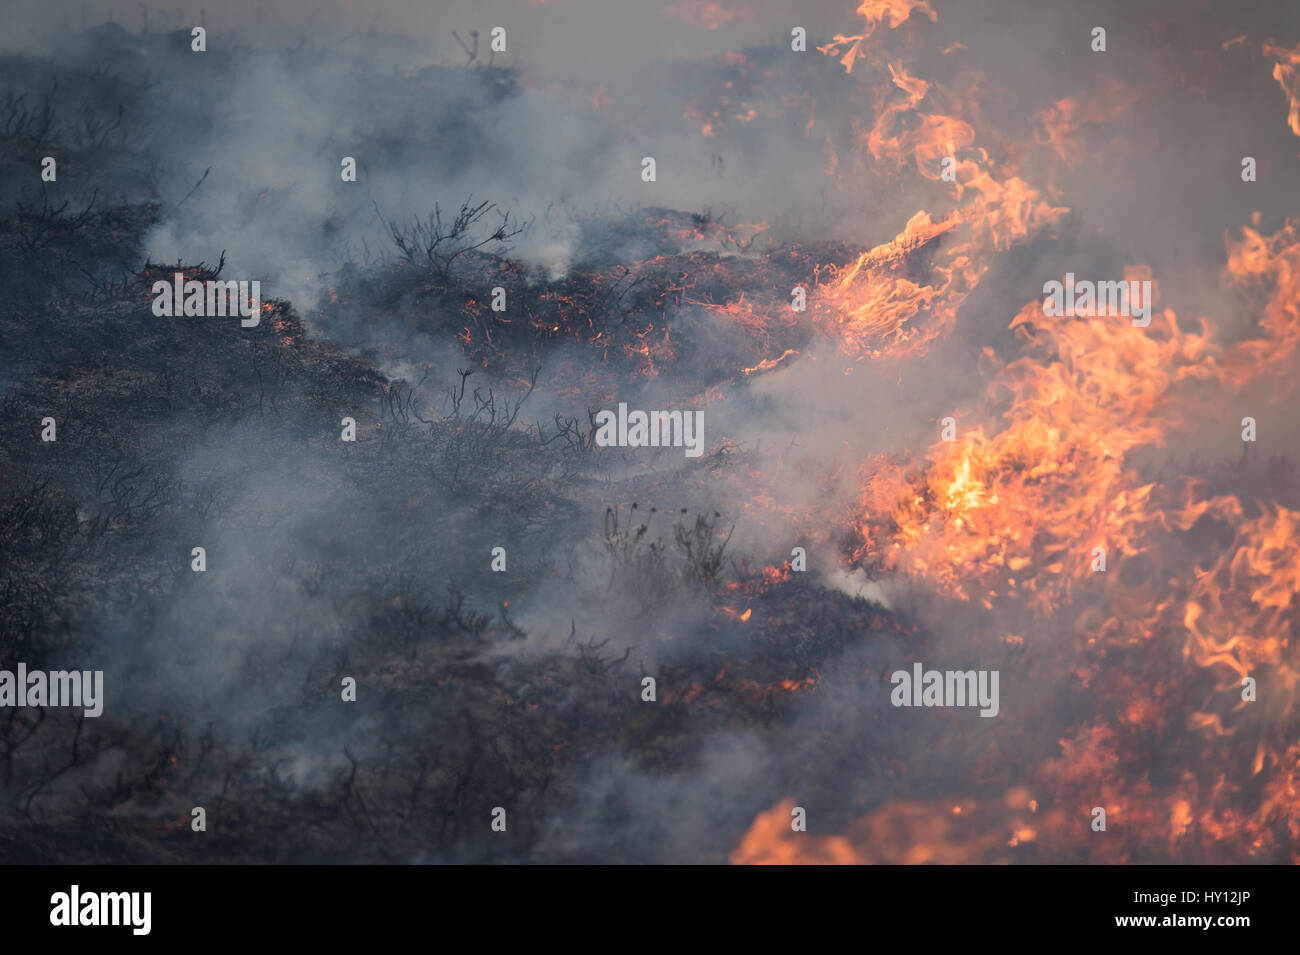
[3, 0, 1299, 862]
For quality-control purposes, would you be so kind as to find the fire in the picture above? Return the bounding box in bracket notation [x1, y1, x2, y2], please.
[1223, 217, 1300, 391]
[732, 1, 1300, 864]
[1181, 503, 1300, 686]
[851, 273, 1224, 610]
[811, 211, 951, 359]
[818, 1, 938, 75]
[741, 348, 799, 376]
[1265, 40, 1300, 137]
[732, 797, 1019, 865]
[1032, 78, 1142, 173]
[810, 168, 1066, 361]
[806, 10, 1069, 361]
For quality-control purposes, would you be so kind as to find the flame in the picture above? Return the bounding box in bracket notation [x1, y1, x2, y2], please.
[1223, 217, 1300, 391]
[1182, 503, 1300, 686]
[818, 1, 937, 75]
[811, 169, 1066, 360]
[807, 16, 1068, 360]
[851, 272, 1227, 610]
[741, 348, 800, 376]
[1032, 78, 1141, 171]
[728, 2, 1300, 863]
[732, 797, 1018, 864]
[1265, 41, 1300, 137]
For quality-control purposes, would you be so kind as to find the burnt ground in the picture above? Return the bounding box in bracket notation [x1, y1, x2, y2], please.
[0, 25, 924, 864]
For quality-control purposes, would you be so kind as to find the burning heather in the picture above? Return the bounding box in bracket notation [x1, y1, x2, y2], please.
[0, 0, 1297, 875]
